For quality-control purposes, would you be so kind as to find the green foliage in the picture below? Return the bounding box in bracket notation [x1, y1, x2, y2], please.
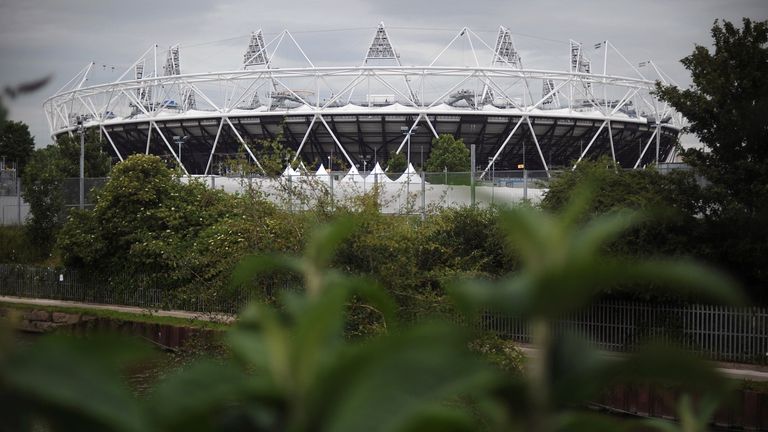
[251, 123, 295, 176]
[425, 134, 470, 173]
[387, 152, 407, 173]
[421, 206, 513, 277]
[57, 154, 307, 299]
[468, 333, 525, 373]
[541, 159, 701, 260]
[221, 144, 262, 176]
[0, 120, 35, 174]
[58, 155, 232, 278]
[655, 18, 768, 215]
[1, 193, 745, 431]
[0, 333, 152, 432]
[452, 185, 743, 431]
[0, 227, 36, 263]
[655, 19, 768, 300]
[21, 131, 111, 255]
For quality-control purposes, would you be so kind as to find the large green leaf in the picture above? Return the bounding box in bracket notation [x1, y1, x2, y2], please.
[1, 336, 149, 432]
[305, 323, 497, 432]
[146, 360, 264, 432]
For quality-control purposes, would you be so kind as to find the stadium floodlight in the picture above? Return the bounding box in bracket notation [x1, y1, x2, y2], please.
[244, 30, 269, 68]
[541, 79, 556, 106]
[164, 45, 180, 76]
[492, 26, 521, 68]
[366, 22, 397, 61]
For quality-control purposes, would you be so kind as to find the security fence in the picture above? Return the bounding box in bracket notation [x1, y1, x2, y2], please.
[0, 169, 27, 225]
[1, 264, 766, 364]
[0, 264, 265, 314]
[187, 169, 554, 216]
[480, 301, 768, 364]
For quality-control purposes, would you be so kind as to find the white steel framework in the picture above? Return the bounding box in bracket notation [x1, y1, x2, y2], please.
[44, 24, 683, 176]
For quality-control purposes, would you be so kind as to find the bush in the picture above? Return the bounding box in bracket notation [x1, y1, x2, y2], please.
[0, 226, 36, 263]
[21, 131, 111, 255]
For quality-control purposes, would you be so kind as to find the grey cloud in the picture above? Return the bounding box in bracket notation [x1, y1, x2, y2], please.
[0, 0, 765, 145]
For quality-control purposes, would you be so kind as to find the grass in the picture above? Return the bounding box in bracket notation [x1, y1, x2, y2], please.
[0, 300, 233, 330]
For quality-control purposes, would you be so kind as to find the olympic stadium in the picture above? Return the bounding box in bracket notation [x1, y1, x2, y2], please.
[43, 24, 683, 177]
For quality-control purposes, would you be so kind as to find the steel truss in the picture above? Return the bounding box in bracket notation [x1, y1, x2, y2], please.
[45, 25, 683, 175]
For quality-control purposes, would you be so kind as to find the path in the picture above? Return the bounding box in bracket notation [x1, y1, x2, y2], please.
[3, 295, 767, 381]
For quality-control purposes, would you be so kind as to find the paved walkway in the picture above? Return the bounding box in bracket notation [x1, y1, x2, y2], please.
[2, 295, 767, 381]
[0, 295, 236, 323]
[517, 345, 768, 382]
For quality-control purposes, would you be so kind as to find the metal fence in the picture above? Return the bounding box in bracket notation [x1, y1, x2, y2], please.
[0, 264, 262, 314]
[480, 300, 768, 364]
[2, 264, 767, 363]
[0, 169, 28, 225]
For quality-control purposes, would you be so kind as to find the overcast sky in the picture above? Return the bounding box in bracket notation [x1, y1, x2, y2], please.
[1, 0, 765, 146]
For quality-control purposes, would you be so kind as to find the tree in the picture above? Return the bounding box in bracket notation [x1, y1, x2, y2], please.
[540, 159, 706, 289]
[21, 131, 111, 254]
[655, 18, 768, 215]
[57, 155, 232, 274]
[656, 18, 768, 300]
[425, 134, 470, 172]
[0, 120, 35, 173]
[248, 121, 296, 176]
[386, 152, 407, 173]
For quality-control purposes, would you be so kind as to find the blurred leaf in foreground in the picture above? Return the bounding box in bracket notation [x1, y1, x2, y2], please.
[452, 183, 743, 431]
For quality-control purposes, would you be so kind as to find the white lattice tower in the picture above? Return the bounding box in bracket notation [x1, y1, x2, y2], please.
[493, 26, 522, 68]
[542, 79, 556, 106]
[243, 30, 269, 68]
[164, 45, 180, 76]
[182, 87, 196, 110]
[365, 23, 397, 61]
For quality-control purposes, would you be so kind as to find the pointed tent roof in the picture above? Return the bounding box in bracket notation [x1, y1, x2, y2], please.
[394, 163, 423, 184]
[282, 165, 299, 177]
[341, 165, 366, 183]
[367, 162, 391, 183]
[315, 164, 329, 176]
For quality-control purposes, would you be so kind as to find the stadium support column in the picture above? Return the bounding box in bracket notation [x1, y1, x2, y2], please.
[77, 116, 84, 210]
[16, 176, 21, 224]
[470, 144, 476, 206]
[421, 168, 426, 221]
[655, 122, 661, 165]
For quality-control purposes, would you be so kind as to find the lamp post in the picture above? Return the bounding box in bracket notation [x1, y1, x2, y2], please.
[400, 125, 418, 171]
[173, 135, 189, 171]
[401, 125, 418, 199]
[76, 116, 84, 210]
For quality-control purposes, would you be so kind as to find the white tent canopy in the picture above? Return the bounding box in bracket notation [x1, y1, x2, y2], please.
[394, 163, 423, 184]
[282, 165, 299, 177]
[341, 165, 366, 183]
[367, 162, 391, 183]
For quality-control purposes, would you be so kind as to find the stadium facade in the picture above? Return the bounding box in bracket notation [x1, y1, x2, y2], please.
[43, 24, 683, 176]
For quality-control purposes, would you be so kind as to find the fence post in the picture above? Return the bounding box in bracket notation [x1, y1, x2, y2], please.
[470, 144, 476, 206]
[420, 170, 426, 221]
[523, 169, 528, 201]
[16, 176, 22, 225]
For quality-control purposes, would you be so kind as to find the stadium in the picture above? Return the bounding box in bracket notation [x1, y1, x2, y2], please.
[43, 24, 683, 177]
